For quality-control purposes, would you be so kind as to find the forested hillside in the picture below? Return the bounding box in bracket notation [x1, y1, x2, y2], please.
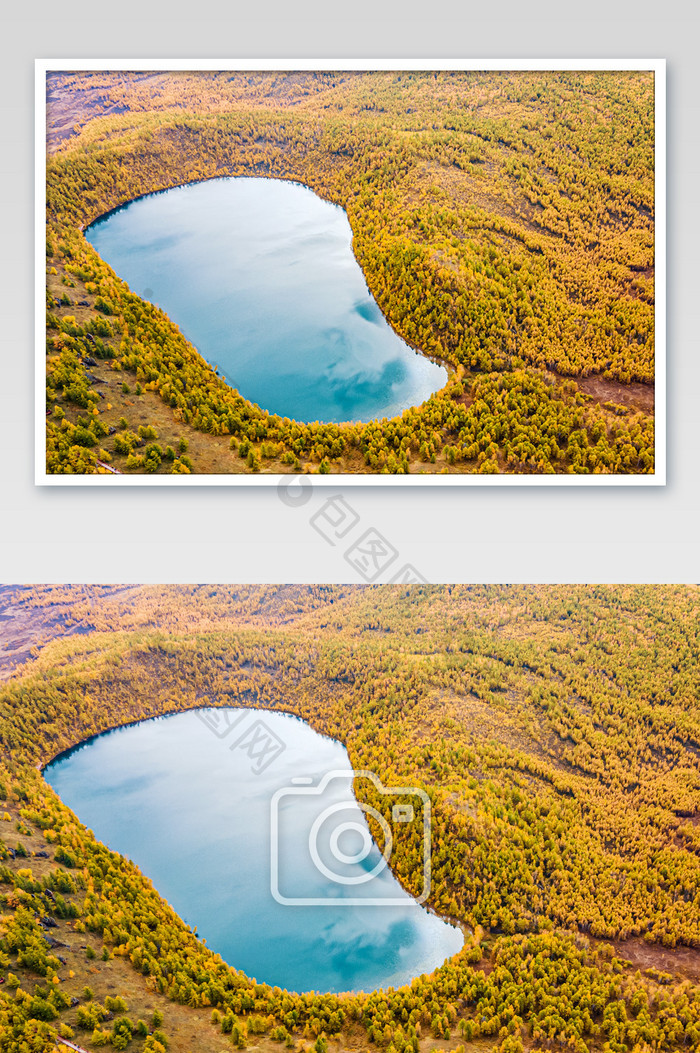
[1, 585, 698, 1051]
[44, 70, 657, 475]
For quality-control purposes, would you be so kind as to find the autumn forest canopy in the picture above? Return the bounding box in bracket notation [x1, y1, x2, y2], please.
[1, 584, 699, 1053]
[44, 69, 656, 475]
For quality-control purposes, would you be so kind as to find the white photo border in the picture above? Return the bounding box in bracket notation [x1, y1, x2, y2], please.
[35, 58, 666, 487]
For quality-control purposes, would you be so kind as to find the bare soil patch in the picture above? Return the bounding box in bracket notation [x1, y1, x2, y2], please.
[46, 72, 162, 153]
[576, 374, 654, 415]
[612, 937, 700, 983]
[0, 586, 138, 680]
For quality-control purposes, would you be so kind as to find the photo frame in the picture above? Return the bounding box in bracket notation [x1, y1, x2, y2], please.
[36, 59, 666, 485]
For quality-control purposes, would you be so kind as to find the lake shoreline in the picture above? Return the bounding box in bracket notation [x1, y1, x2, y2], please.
[44, 703, 464, 994]
[85, 175, 449, 426]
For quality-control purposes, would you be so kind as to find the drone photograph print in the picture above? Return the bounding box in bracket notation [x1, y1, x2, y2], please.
[37, 61, 665, 484]
[1, 583, 700, 1053]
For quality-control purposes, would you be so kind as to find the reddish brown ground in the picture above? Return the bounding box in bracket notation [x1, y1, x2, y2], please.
[0, 586, 139, 680]
[612, 937, 700, 982]
[576, 375, 655, 415]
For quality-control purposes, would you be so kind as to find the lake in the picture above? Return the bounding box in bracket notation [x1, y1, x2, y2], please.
[85, 177, 447, 424]
[43, 708, 463, 994]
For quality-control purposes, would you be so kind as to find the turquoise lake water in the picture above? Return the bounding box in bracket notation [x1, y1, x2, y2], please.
[43, 708, 463, 994]
[85, 177, 447, 424]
